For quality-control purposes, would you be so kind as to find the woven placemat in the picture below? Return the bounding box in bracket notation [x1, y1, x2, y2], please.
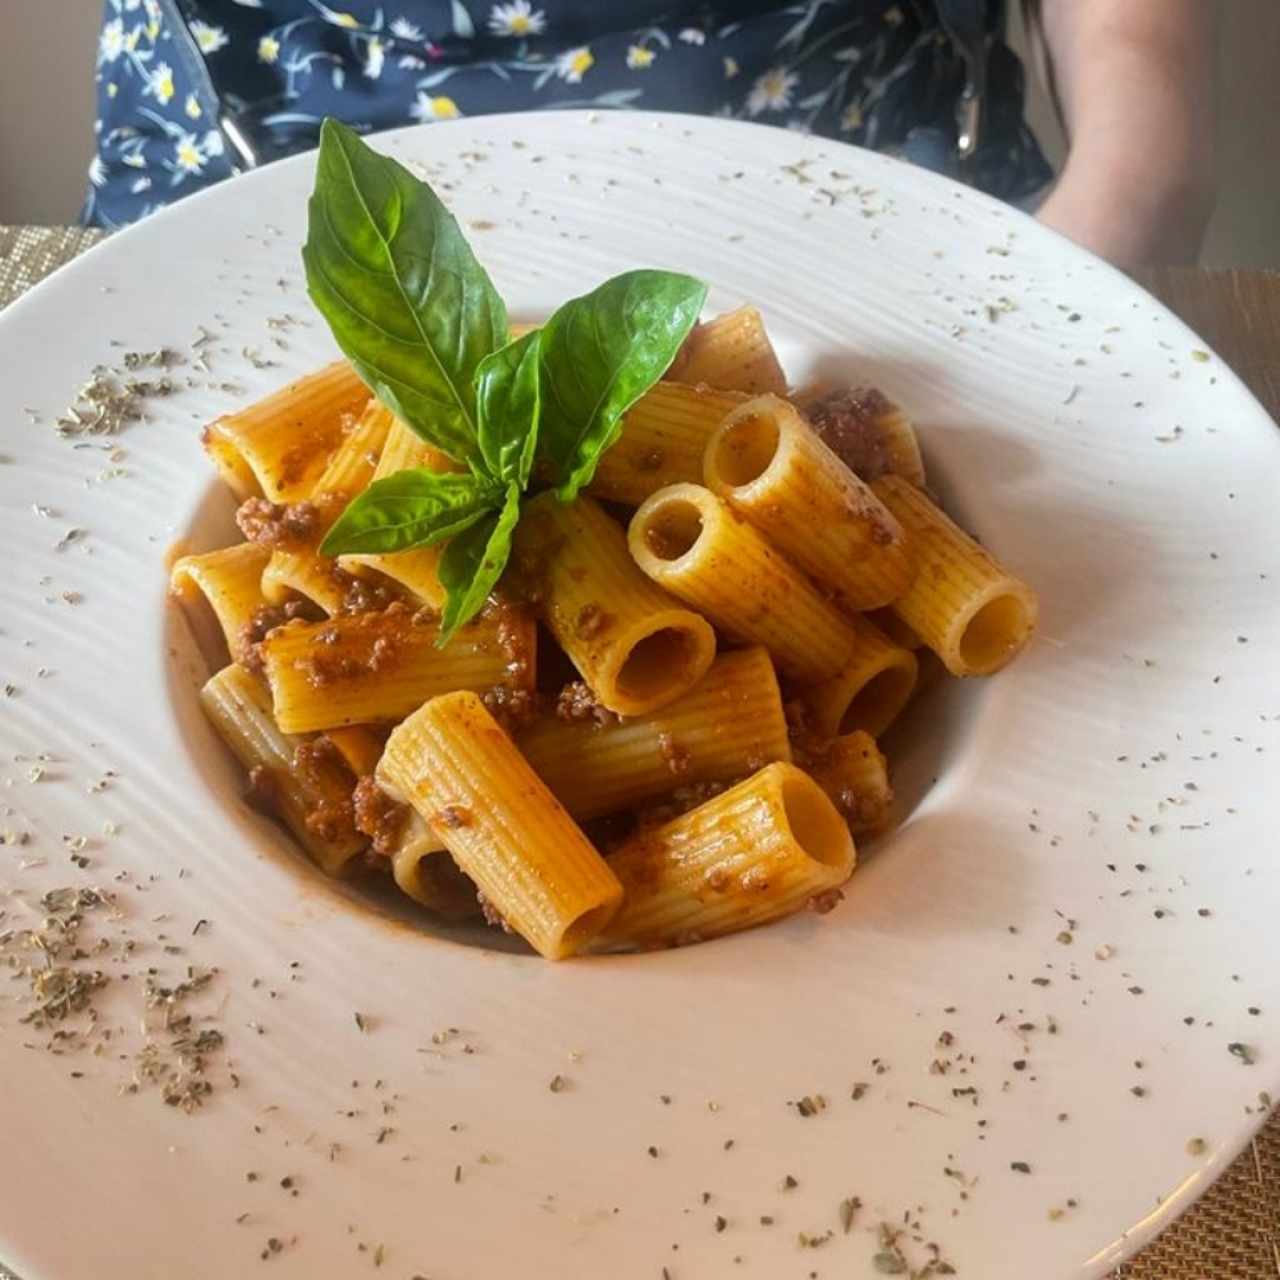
[1, 224, 1277, 1278]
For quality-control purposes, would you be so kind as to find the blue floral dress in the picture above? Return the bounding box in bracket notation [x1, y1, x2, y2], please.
[86, 0, 1050, 228]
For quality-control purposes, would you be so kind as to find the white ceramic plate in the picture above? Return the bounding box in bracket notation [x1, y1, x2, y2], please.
[1, 113, 1277, 1280]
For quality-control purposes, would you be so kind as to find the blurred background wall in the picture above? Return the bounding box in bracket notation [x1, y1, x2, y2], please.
[0, 0, 1277, 267]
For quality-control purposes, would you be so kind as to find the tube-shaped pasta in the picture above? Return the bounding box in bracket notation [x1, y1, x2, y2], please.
[871, 476, 1038, 676]
[520, 647, 791, 822]
[871, 397, 927, 488]
[261, 601, 536, 733]
[201, 362, 369, 502]
[798, 613, 919, 740]
[312, 398, 393, 497]
[200, 663, 365, 875]
[801, 731, 893, 836]
[587, 382, 746, 505]
[514, 493, 716, 717]
[600, 762, 854, 949]
[342, 547, 445, 608]
[170, 542, 271, 668]
[795, 386, 927, 488]
[338, 417, 459, 607]
[378, 691, 623, 960]
[670, 307, 788, 395]
[255, 492, 354, 615]
[323, 725, 388, 778]
[704, 395, 914, 610]
[389, 813, 480, 920]
[628, 483, 855, 684]
[386, 646, 791, 860]
[261, 549, 350, 615]
[866, 606, 924, 650]
[369, 415, 459, 481]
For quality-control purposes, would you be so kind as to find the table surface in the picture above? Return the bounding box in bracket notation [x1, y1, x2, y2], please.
[1, 227, 1277, 1280]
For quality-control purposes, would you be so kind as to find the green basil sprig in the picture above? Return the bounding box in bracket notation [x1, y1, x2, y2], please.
[302, 118, 506, 466]
[303, 118, 706, 644]
[538, 270, 707, 501]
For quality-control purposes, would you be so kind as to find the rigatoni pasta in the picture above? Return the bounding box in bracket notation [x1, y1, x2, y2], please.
[186, 239, 1039, 959]
[670, 306, 788, 395]
[258, 498, 350, 614]
[202, 360, 369, 501]
[600, 763, 855, 949]
[373, 646, 792, 860]
[370, 413, 459, 482]
[519, 647, 790, 822]
[704, 394, 915, 610]
[866, 607, 925, 651]
[323, 725, 388, 779]
[338, 415, 460, 608]
[312, 397, 393, 497]
[378, 691, 622, 960]
[800, 731, 894, 837]
[587, 381, 746, 505]
[170, 541, 271, 667]
[515, 492, 715, 716]
[628, 483, 856, 683]
[388, 811, 482, 920]
[260, 602, 535, 733]
[871, 475, 1038, 676]
[796, 385, 927, 488]
[200, 663, 366, 876]
[798, 613, 919, 741]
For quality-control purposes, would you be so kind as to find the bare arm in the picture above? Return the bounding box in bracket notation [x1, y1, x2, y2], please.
[1032, 0, 1216, 269]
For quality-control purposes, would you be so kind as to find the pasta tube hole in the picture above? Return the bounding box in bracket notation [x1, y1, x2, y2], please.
[711, 411, 780, 487]
[642, 499, 705, 562]
[561, 899, 623, 953]
[959, 593, 1034, 674]
[840, 664, 917, 737]
[780, 774, 852, 869]
[617, 627, 704, 703]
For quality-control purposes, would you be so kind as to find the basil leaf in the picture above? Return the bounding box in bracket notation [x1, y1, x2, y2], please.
[538, 270, 707, 500]
[303, 118, 507, 465]
[474, 328, 542, 488]
[436, 483, 521, 646]
[319, 469, 502, 557]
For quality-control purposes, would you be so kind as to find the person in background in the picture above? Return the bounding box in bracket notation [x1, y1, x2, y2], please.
[85, 1, 1214, 270]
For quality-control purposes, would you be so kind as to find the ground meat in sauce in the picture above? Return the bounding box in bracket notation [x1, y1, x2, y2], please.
[340, 571, 398, 615]
[296, 601, 433, 688]
[352, 775, 408, 856]
[238, 599, 314, 673]
[657, 732, 692, 777]
[555, 680, 619, 728]
[492, 601, 534, 682]
[802, 387, 895, 482]
[481, 685, 539, 734]
[292, 737, 359, 844]
[235, 495, 339, 548]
